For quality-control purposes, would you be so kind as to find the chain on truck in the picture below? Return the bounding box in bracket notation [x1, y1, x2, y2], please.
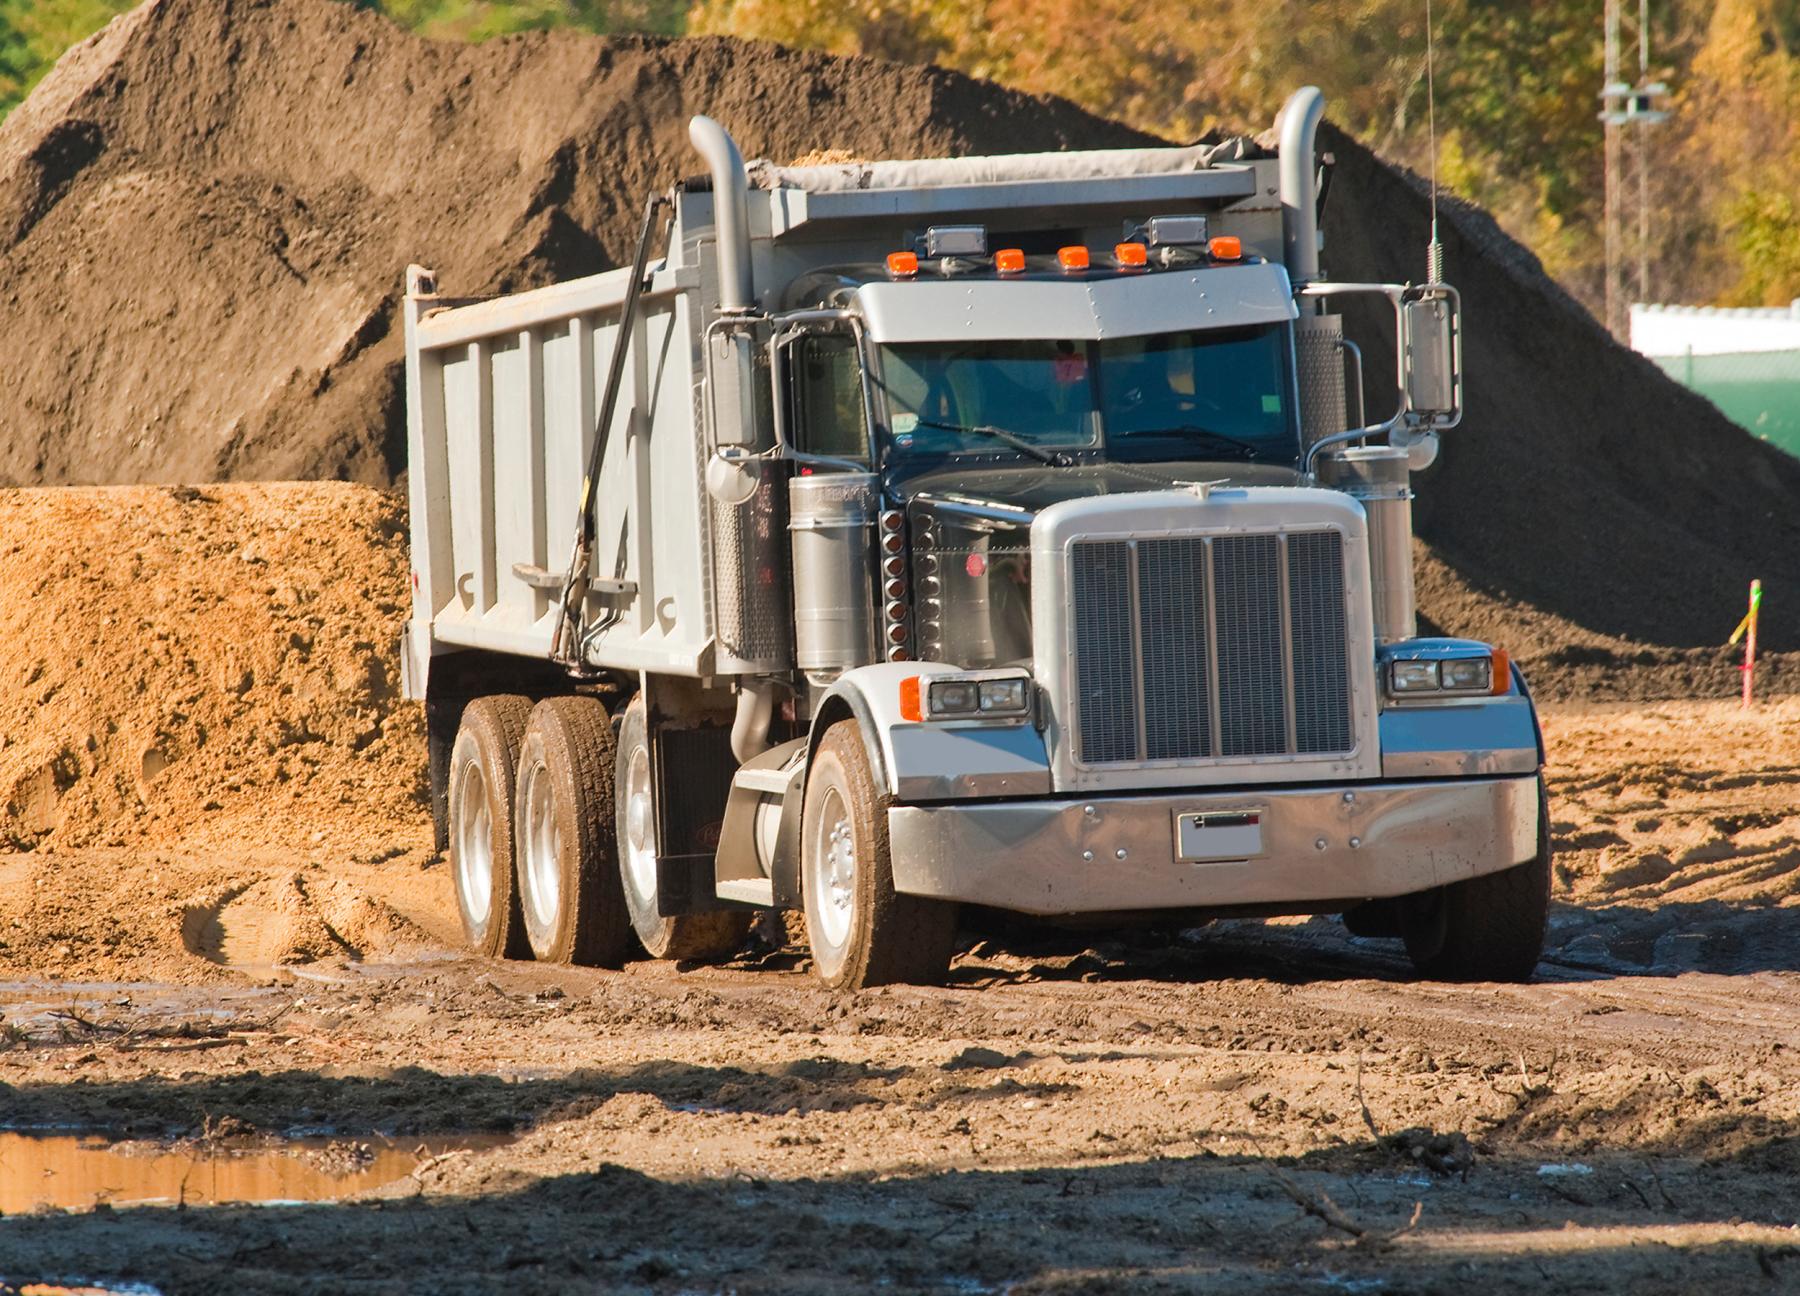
[400, 87, 1552, 989]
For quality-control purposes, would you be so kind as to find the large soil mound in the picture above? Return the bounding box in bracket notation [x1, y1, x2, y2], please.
[0, 482, 448, 981]
[0, 483, 421, 854]
[0, 0, 1140, 489]
[1319, 128, 1800, 651]
[0, 0, 1791, 658]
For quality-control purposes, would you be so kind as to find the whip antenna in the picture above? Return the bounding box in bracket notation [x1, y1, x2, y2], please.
[1425, 0, 1443, 282]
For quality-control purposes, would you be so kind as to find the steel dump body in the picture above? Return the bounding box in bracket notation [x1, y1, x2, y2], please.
[403, 256, 717, 679]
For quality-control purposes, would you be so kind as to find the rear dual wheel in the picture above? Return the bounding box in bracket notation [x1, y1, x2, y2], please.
[514, 697, 636, 967]
[615, 697, 749, 961]
[447, 695, 534, 958]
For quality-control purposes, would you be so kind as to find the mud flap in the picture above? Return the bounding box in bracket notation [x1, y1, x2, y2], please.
[714, 738, 807, 909]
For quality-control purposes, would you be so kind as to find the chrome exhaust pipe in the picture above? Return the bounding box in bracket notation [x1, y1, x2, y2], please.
[687, 115, 754, 313]
[1278, 86, 1326, 286]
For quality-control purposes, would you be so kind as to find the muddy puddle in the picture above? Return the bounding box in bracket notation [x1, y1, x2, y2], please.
[0, 1131, 510, 1212]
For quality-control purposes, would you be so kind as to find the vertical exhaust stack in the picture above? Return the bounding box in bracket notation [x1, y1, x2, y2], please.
[1278, 86, 1326, 287]
[690, 116, 781, 756]
[1282, 88, 1415, 642]
[687, 115, 755, 314]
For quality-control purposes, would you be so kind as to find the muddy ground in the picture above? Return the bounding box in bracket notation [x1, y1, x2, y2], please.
[0, 697, 1796, 1294]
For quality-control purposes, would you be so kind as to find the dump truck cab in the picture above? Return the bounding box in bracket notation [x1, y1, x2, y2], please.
[402, 87, 1552, 989]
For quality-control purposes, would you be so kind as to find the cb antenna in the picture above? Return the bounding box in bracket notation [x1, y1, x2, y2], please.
[1424, 0, 1443, 283]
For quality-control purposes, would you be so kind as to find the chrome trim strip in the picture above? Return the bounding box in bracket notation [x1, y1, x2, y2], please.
[1202, 537, 1223, 760]
[1126, 539, 1148, 762]
[1276, 532, 1298, 755]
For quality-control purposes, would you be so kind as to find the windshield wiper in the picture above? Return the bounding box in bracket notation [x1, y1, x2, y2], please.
[910, 418, 1073, 467]
[1109, 425, 1262, 461]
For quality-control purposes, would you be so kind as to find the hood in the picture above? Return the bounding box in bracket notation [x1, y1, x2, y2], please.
[894, 460, 1304, 514]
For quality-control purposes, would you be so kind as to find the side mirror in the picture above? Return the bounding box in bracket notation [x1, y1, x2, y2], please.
[1401, 287, 1461, 429]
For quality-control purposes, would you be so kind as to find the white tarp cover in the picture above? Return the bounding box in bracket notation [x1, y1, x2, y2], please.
[746, 138, 1262, 194]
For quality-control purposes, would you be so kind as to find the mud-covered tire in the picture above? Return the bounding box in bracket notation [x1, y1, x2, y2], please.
[1405, 775, 1552, 983]
[615, 696, 750, 962]
[513, 696, 635, 967]
[447, 695, 534, 959]
[801, 720, 957, 990]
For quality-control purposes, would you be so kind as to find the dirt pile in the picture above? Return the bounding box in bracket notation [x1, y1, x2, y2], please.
[1319, 127, 1800, 651]
[0, 0, 1140, 489]
[0, 483, 422, 854]
[0, 482, 443, 980]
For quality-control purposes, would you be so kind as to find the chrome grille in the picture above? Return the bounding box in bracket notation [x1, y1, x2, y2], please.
[1212, 534, 1286, 758]
[1137, 539, 1211, 761]
[1070, 530, 1352, 765]
[1288, 530, 1353, 752]
[1069, 542, 1137, 764]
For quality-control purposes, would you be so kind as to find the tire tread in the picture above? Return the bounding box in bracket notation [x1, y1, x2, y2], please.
[809, 722, 957, 990]
[1408, 776, 1552, 983]
[520, 696, 635, 967]
[449, 694, 534, 959]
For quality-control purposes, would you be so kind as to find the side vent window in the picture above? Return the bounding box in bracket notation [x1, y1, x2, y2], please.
[794, 335, 869, 462]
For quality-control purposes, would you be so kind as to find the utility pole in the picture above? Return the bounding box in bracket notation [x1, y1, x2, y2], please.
[1601, 0, 1669, 340]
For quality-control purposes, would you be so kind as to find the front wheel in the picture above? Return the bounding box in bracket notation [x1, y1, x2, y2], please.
[615, 696, 750, 961]
[1404, 775, 1552, 983]
[514, 696, 635, 967]
[801, 720, 956, 990]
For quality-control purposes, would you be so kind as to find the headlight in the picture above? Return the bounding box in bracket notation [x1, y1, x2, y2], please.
[927, 679, 980, 716]
[1440, 658, 1493, 692]
[1390, 660, 1441, 693]
[1385, 650, 1506, 699]
[907, 669, 1035, 722]
[977, 678, 1029, 714]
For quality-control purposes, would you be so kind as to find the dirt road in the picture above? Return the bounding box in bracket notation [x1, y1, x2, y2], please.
[1, 698, 1797, 1295]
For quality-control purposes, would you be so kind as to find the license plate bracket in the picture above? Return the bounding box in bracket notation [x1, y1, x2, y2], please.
[1174, 809, 1265, 862]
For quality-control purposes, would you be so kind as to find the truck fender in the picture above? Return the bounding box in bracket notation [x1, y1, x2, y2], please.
[774, 663, 1054, 907]
[1375, 640, 1543, 780]
[809, 662, 1050, 795]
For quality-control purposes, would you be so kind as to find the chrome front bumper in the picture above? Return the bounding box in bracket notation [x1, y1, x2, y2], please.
[887, 774, 1539, 915]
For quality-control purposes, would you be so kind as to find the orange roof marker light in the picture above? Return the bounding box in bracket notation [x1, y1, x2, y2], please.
[1114, 242, 1149, 268]
[1057, 246, 1090, 271]
[1209, 235, 1243, 261]
[994, 248, 1026, 274]
[887, 251, 920, 278]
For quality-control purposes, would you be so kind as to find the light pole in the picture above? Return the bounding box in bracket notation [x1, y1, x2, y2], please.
[1601, 0, 1670, 340]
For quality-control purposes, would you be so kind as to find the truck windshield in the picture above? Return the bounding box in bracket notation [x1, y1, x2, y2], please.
[876, 323, 1298, 465]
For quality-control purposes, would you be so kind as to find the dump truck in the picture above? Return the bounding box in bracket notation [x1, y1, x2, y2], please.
[400, 87, 1551, 988]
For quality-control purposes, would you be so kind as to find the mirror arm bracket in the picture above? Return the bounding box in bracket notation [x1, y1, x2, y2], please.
[1297, 280, 1461, 477]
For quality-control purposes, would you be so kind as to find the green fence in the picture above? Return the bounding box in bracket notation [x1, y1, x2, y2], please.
[1648, 348, 1800, 459]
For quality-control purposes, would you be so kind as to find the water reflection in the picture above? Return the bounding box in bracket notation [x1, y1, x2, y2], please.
[0, 1131, 507, 1212]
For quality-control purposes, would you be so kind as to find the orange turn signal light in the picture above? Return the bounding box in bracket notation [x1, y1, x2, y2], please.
[899, 675, 922, 722]
[1208, 235, 1243, 261]
[1057, 246, 1090, 271]
[1114, 242, 1148, 267]
[1490, 648, 1511, 695]
[994, 248, 1025, 273]
[887, 251, 920, 277]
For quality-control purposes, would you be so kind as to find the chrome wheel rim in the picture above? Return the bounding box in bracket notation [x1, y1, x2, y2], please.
[624, 744, 657, 907]
[519, 760, 562, 936]
[810, 785, 856, 952]
[454, 761, 492, 929]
